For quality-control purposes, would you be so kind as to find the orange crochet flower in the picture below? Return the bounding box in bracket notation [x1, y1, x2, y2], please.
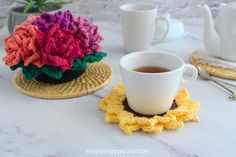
[3, 24, 43, 67]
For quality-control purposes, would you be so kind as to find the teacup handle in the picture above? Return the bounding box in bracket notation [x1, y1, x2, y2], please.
[152, 15, 170, 44]
[182, 64, 198, 82]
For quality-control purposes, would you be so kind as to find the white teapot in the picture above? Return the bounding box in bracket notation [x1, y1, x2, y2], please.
[199, 2, 236, 62]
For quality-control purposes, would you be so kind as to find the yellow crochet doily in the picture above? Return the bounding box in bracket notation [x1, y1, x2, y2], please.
[98, 83, 200, 135]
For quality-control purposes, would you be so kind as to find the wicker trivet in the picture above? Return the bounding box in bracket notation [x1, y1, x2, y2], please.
[191, 49, 236, 80]
[14, 62, 112, 99]
[99, 83, 199, 135]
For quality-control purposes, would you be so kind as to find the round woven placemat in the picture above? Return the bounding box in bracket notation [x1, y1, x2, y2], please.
[191, 49, 236, 80]
[14, 62, 112, 99]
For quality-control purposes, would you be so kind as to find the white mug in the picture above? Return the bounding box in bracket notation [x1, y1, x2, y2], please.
[120, 51, 198, 115]
[120, 4, 170, 52]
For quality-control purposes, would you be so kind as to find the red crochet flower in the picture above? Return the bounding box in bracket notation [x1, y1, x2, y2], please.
[76, 17, 103, 55]
[37, 24, 83, 70]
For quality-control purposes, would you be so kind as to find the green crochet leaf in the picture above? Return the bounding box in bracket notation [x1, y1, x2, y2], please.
[10, 52, 107, 80]
[84, 52, 107, 63]
[71, 52, 106, 71]
[71, 59, 87, 71]
[41, 65, 63, 79]
[22, 64, 41, 80]
[10, 62, 41, 80]
[10, 64, 21, 71]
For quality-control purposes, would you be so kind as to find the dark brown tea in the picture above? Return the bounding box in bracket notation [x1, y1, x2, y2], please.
[133, 66, 169, 73]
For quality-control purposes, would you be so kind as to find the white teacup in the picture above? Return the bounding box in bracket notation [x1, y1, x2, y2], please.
[120, 51, 198, 115]
[120, 4, 170, 52]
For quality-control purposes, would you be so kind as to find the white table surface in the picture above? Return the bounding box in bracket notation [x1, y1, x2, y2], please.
[0, 18, 236, 157]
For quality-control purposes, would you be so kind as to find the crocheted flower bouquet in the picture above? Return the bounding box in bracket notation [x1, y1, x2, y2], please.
[3, 11, 106, 83]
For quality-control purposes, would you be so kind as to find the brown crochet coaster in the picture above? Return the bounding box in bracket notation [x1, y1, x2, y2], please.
[122, 98, 178, 118]
[99, 84, 199, 135]
[14, 62, 112, 99]
[191, 49, 236, 80]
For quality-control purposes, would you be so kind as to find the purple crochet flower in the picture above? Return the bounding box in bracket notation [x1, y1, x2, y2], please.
[33, 10, 76, 32]
[32, 10, 104, 55]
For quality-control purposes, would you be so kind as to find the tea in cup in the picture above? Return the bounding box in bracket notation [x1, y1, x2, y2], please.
[120, 51, 198, 115]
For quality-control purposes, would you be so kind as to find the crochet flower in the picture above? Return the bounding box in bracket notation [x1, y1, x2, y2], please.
[3, 24, 43, 67]
[76, 17, 103, 54]
[99, 84, 200, 134]
[33, 10, 76, 32]
[23, 15, 39, 25]
[3, 10, 106, 81]
[37, 24, 83, 70]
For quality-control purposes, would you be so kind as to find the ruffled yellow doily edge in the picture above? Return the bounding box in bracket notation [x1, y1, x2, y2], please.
[98, 83, 200, 135]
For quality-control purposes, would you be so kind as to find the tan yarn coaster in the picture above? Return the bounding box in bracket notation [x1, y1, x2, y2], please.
[191, 49, 236, 80]
[14, 62, 112, 99]
[98, 83, 199, 135]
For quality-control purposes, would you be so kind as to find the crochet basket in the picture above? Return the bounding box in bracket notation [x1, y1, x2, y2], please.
[35, 69, 85, 84]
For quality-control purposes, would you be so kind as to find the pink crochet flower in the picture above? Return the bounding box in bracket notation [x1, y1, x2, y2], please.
[76, 17, 103, 55]
[3, 24, 43, 67]
[37, 24, 83, 70]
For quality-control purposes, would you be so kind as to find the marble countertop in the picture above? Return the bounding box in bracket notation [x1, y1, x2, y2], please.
[0, 18, 236, 157]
